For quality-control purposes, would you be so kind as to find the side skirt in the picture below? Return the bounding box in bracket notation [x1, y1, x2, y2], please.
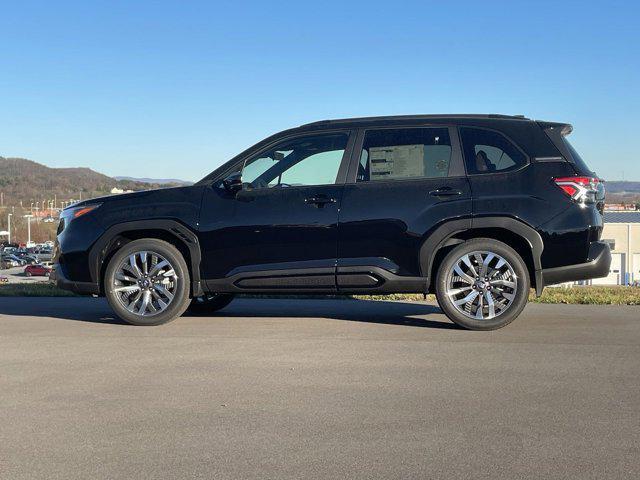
[204, 266, 428, 295]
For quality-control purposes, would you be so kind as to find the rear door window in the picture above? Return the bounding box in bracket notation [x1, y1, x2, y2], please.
[357, 127, 452, 182]
[460, 127, 527, 174]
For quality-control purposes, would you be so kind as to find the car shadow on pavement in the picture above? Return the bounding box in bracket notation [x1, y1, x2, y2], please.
[0, 297, 457, 329]
[186, 298, 458, 330]
[0, 297, 128, 325]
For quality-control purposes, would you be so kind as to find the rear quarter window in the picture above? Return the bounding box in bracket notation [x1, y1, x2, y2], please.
[563, 137, 594, 175]
[460, 127, 527, 175]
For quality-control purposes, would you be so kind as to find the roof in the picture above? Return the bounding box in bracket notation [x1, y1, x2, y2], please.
[299, 114, 531, 129]
[603, 211, 640, 223]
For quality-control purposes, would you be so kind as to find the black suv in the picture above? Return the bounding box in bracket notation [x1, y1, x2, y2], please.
[52, 114, 611, 329]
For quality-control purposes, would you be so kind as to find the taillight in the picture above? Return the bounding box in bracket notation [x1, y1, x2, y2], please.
[553, 177, 603, 205]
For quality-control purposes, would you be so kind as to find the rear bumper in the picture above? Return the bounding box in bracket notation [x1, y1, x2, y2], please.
[541, 241, 611, 287]
[50, 264, 100, 296]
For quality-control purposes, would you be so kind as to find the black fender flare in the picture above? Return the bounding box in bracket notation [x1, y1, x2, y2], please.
[419, 216, 544, 294]
[88, 219, 203, 296]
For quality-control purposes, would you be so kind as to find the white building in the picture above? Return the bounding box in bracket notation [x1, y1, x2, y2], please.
[110, 187, 133, 194]
[592, 211, 640, 285]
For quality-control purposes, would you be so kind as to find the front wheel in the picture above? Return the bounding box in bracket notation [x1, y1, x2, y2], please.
[435, 238, 530, 330]
[104, 239, 191, 326]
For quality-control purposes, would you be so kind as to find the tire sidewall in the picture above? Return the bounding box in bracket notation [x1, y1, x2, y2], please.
[435, 239, 530, 330]
[104, 239, 191, 326]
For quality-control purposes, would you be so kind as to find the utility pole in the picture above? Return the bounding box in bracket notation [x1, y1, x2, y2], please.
[7, 213, 12, 244]
[24, 215, 33, 246]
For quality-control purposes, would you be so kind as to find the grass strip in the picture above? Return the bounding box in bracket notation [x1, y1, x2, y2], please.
[1, 283, 639, 305]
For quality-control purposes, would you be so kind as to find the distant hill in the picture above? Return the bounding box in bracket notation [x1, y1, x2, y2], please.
[1, 155, 638, 208]
[114, 176, 193, 186]
[604, 181, 640, 204]
[0, 157, 182, 206]
[606, 181, 640, 194]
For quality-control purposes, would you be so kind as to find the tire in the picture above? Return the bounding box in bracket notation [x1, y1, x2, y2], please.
[435, 238, 530, 330]
[104, 238, 191, 326]
[25, 271, 32, 277]
[187, 294, 234, 315]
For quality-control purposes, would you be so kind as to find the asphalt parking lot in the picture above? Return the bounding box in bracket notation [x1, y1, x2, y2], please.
[1, 297, 639, 479]
[0, 266, 49, 284]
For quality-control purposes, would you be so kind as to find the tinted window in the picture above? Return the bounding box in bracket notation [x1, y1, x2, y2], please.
[241, 133, 348, 188]
[460, 127, 527, 174]
[563, 137, 594, 175]
[357, 128, 452, 182]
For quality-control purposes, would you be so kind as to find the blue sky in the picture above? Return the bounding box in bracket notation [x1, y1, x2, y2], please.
[1, 0, 638, 181]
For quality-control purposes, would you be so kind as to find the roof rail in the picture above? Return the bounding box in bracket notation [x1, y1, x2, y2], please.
[300, 114, 530, 128]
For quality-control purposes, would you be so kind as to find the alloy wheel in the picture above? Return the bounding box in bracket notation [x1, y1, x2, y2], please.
[445, 250, 518, 320]
[113, 250, 178, 316]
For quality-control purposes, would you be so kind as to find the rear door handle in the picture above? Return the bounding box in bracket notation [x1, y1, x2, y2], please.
[305, 195, 336, 207]
[429, 187, 463, 197]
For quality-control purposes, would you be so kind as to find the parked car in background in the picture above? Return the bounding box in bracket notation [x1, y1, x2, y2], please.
[1, 254, 21, 269]
[14, 252, 38, 264]
[24, 263, 52, 277]
[52, 114, 610, 329]
[32, 246, 53, 262]
[2, 253, 25, 266]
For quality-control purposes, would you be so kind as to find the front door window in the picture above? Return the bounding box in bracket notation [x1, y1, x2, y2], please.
[241, 133, 348, 189]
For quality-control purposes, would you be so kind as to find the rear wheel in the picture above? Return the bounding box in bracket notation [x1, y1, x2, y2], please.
[187, 294, 234, 315]
[104, 239, 191, 326]
[435, 238, 530, 330]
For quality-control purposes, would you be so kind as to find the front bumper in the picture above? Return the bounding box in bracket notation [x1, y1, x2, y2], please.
[50, 264, 100, 296]
[541, 241, 612, 286]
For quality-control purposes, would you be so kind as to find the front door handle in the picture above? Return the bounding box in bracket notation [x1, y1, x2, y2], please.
[305, 195, 336, 207]
[429, 187, 463, 198]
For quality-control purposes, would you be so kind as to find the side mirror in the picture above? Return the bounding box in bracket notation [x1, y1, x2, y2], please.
[222, 172, 243, 194]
